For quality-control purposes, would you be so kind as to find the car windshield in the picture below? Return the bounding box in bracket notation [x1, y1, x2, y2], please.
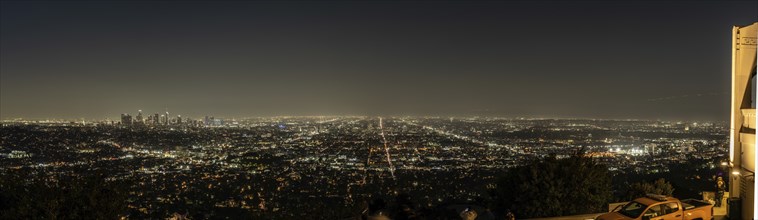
[618, 201, 649, 218]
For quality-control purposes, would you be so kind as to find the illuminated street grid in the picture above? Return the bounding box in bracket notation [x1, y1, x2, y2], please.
[0, 116, 727, 218]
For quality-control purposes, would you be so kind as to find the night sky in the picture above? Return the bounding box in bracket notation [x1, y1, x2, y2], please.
[1, 1, 756, 121]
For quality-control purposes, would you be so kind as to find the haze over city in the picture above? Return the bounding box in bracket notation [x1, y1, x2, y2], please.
[2, 1, 758, 219]
[1, 1, 756, 121]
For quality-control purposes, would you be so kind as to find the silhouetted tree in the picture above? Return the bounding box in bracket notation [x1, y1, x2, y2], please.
[0, 169, 130, 220]
[491, 155, 612, 218]
[625, 178, 675, 200]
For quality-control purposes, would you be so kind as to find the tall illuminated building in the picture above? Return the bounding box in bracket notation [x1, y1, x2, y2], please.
[135, 110, 144, 124]
[728, 21, 757, 220]
[120, 113, 132, 125]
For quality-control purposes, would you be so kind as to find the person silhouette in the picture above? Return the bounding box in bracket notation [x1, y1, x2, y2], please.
[715, 176, 725, 207]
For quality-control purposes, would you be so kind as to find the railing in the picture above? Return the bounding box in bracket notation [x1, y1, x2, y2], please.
[742, 108, 756, 130]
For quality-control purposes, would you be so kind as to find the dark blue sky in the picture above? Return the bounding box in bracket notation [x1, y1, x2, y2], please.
[1, 1, 756, 120]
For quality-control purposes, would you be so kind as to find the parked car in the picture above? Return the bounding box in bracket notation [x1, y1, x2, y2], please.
[595, 194, 713, 220]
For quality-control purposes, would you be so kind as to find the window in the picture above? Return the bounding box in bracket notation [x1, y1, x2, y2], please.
[643, 205, 663, 218]
[662, 202, 679, 214]
[750, 70, 756, 108]
[618, 201, 648, 218]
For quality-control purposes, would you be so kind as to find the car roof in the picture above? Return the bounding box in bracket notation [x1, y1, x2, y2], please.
[634, 193, 679, 206]
[634, 197, 659, 206]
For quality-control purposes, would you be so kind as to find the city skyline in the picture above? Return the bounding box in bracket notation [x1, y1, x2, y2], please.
[0, 108, 740, 123]
[1, 1, 755, 219]
[2, 1, 757, 121]
[0, 116, 730, 218]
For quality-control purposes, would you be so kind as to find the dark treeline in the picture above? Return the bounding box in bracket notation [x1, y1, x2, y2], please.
[0, 155, 726, 219]
[0, 169, 131, 220]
